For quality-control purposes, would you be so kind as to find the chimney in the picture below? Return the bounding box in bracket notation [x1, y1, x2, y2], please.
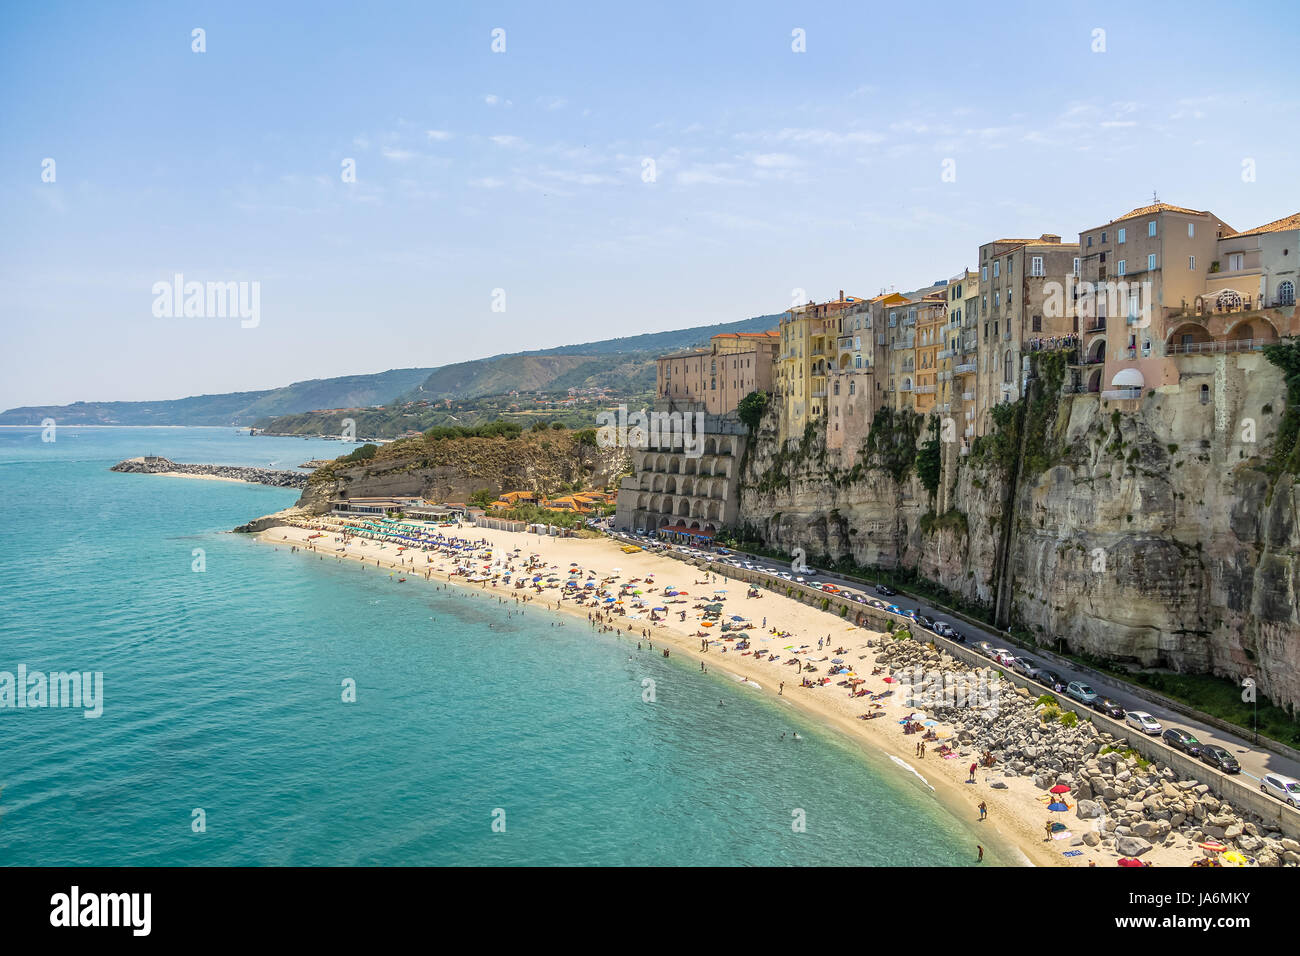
[839, 289, 844, 302]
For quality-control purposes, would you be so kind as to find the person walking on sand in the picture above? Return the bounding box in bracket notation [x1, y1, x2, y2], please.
[968, 762, 977, 783]
[1045, 820, 1053, 841]
[978, 801, 987, 821]
[977, 845, 984, 863]
[779, 682, 784, 696]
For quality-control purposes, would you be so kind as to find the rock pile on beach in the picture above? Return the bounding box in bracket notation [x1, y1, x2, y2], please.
[111, 456, 308, 489]
[875, 638, 1296, 866]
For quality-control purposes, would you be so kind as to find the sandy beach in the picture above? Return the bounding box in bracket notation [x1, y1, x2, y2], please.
[256, 519, 1209, 868]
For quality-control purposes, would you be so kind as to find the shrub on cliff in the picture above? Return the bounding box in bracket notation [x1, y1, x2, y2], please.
[737, 390, 769, 433]
[1262, 341, 1300, 479]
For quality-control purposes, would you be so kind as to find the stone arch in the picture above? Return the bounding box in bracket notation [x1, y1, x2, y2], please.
[1087, 336, 1106, 364]
[1226, 315, 1279, 343]
[1166, 322, 1213, 350]
[704, 437, 718, 456]
[667, 455, 682, 475]
[1087, 368, 1102, 393]
[675, 498, 690, 517]
[706, 500, 722, 521]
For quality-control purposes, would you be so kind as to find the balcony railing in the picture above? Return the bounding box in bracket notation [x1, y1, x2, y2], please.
[1164, 337, 1270, 356]
[891, 340, 913, 350]
[938, 349, 954, 360]
[954, 363, 977, 374]
[1084, 318, 1107, 334]
[962, 392, 975, 401]
[914, 384, 936, 394]
[899, 383, 913, 392]
[1100, 387, 1143, 400]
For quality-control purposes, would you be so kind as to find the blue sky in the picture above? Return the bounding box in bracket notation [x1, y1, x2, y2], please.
[2, 0, 1296, 408]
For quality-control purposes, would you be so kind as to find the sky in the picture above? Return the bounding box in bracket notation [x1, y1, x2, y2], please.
[2, 0, 1297, 410]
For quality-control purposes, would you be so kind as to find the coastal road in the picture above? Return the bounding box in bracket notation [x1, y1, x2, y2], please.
[622, 533, 1300, 796]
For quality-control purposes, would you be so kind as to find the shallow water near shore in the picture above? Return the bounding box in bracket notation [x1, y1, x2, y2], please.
[0, 427, 1010, 865]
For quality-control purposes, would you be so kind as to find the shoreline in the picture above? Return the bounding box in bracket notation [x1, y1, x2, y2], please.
[253, 520, 1174, 867]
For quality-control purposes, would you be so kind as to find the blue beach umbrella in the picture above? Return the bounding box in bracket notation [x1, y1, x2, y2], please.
[1048, 802, 1069, 812]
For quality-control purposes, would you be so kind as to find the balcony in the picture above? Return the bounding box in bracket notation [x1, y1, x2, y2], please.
[914, 384, 936, 394]
[811, 389, 827, 399]
[903, 315, 917, 327]
[899, 383, 913, 393]
[1084, 318, 1107, 334]
[1165, 337, 1271, 357]
[938, 349, 954, 360]
[962, 391, 975, 402]
[938, 370, 952, 382]
[1100, 387, 1143, 400]
[891, 340, 913, 351]
[954, 363, 977, 374]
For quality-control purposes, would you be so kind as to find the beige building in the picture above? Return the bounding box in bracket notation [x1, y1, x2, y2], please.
[943, 270, 979, 451]
[974, 234, 1080, 434]
[826, 299, 877, 452]
[1075, 203, 1233, 398]
[657, 330, 779, 415]
[912, 293, 946, 416]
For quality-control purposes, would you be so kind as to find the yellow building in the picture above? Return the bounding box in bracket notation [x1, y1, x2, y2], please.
[912, 292, 946, 416]
[777, 292, 863, 441]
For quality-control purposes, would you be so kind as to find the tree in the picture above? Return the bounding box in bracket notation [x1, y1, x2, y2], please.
[915, 415, 941, 499]
[469, 488, 496, 509]
[737, 390, 769, 432]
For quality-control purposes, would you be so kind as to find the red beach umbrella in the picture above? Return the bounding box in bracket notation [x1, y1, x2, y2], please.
[1049, 784, 1071, 794]
[1117, 858, 1144, 867]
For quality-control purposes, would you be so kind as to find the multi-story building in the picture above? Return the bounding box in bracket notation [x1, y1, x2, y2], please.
[883, 296, 919, 411]
[912, 292, 946, 416]
[944, 269, 979, 451]
[776, 292, 862, 441]
[827, 299, 877, 452]
[866, 291, 910, 416]
[974, 234, 1080, 434]
[657, 330, 779, 415]
[1075, 203, 1232, 398]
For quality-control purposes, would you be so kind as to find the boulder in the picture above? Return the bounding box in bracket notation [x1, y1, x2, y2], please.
[1116, 835, 1153, 857]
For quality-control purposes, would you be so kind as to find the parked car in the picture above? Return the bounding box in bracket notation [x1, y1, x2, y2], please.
[992, 650, 1017, 667]
[932, 621, 956, 638]
[948, 630, 968, 644]
[1199, 746, 1242, 774]
[868, 599, 885, 609]
[875, 583, 897, 597]
[1126, 711, 1162, 735]
[1011, 657, 1037, 677]
[1162, 728, 1202, 756]
[974, 641, 995, 658]
[1038, 672, 1066, 692]
[1260, 773, 1300, 809]
[1091, 697, 1126, 719]
[1066, 681, 1098, 705]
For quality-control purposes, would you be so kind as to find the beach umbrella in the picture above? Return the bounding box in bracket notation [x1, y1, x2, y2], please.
[882, 676, 896, 683]
[653, 606, 667, 611]
[701, 621, 714, 627]
[1116, 858, 1144, 867]
[923, 720, 937, 727]
[604, 597, 615, 603]
[1047, 801, 1069, 812]
[730, 615, 745, 621]
[1049, 784, 1071, 794]
[1198, 842, 1227, 853]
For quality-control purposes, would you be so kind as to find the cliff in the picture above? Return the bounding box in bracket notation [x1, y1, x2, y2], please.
[292, 430, 630, 514]
[737, 349, 1300, 710]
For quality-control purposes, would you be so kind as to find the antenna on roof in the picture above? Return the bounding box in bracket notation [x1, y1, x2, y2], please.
[1152, 189, 1159, 204]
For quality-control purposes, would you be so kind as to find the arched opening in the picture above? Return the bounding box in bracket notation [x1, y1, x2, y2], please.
[1279, 280, 1296, 307]
[1088, 337, 1106, 365]
[675, 498, 690, 517]
[1087, 368, 1102, 393]
[1166, 322, 1213, 355]
[1200, 384, 1210, 405]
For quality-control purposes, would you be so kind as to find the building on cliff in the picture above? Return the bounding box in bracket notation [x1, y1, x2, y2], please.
[1076, 203, 1299, 402]
[826, 297, 878, 453]
[777, 292, 864, 442]
[913, 292, 947, 416]
[944, 269, 980, 452]
[974, 233, 1081, 435]
[656, 330, 779, 416]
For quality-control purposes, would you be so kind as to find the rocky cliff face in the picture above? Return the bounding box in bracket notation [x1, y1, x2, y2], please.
[294, 431, 629, 514]
[738, 352, 1300, 710]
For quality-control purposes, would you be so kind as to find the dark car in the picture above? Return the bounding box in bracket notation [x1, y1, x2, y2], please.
[1162, 728, 1202, 756]
[875, 583, 897, 597]
[1199, 746, 1241, 774]
[1091, 697, 1126, 719]
[908, 612, 935, 630]
[949, 629, 968, 644]
[1038, 671, 1066, 691]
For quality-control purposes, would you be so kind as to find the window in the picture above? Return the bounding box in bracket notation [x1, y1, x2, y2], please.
[1148, 221, 1157, 237]
[1032, 315, 1041, 332]
[1031, 256, 1044, 276]
[1086, 235, 1093, 248]
[1229, 253, 1244, 271]
[1007, 257, 1014, 274]
[1003, 352, 1013, 383]
[1188, 222, 1195, 238]
[993, 261, 1000, 278]
[1101, 231, 1107, 243]
[1148, 253, 1156, 271]
[981, 265, 988, 281]
[1200, 384, 1209, 405]
[1118, 228, 1126, 244]
[1073, 257, 1080, 275]
[849, 381, 856, 395]
[1279, 280, 1295, 306]
[1189, 255, 1195, 270]
[1117, 260, 1126, 276]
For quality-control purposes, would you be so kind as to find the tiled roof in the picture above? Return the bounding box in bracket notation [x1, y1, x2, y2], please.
[1232, 211, 1300, 238]
[1107, 202, 1207, 223]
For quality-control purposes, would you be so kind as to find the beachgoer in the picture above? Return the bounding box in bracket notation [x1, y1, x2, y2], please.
[977, 845, 984, 863]
[978, 802, 987, 821]
[968, 762, 977, 783]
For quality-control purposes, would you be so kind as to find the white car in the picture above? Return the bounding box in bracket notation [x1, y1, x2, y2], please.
[1126, 711, 1162, 735]
[1261, 773, 1300, 808]
[992, 649, 1015, 666]
[777, 571, 793, 581]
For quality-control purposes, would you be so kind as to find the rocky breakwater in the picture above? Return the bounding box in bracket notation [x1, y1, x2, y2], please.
[111, 456, 308, 489]
[876, 637, 1297, 866]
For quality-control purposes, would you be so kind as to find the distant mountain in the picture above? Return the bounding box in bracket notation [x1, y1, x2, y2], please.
[1, 313, 782, 426]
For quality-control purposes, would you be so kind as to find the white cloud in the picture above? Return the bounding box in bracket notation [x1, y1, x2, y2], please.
[490, 134, 526, 148]
[381, 147, 415, 161]
[426, 130, 453, 141]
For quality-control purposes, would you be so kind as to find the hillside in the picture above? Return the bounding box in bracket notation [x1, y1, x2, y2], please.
[1, 314, 780, 426]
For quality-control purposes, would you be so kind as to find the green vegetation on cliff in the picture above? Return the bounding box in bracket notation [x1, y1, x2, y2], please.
[1262, 340, 1300, 479]
[862, 406, 924, 483]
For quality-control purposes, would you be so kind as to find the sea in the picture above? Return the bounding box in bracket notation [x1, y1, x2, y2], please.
[0, 426, 1012, 865]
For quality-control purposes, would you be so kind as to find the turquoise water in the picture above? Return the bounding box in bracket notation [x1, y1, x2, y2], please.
[0, 427, 1007, 865]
